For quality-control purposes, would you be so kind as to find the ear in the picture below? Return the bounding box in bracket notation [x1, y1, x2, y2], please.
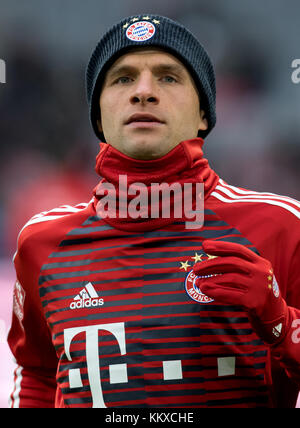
[198, 109, 208, 131]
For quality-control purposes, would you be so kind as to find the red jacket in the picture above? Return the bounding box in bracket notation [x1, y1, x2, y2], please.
[7, 139, 300, 408]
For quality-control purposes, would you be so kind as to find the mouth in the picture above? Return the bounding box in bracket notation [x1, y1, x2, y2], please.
[125, 113, 165, 128]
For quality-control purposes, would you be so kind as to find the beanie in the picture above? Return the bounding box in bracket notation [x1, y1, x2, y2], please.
[86, 14, 216, 141]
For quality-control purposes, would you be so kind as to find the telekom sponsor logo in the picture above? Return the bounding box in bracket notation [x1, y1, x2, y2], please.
[63, 322, 239, 408]
[64, 322, 127, 408]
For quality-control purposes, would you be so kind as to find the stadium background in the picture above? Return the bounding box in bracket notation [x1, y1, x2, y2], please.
[0, 0, 299, 408]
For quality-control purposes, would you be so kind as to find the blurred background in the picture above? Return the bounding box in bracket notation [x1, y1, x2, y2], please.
[0, 0, 299, 408]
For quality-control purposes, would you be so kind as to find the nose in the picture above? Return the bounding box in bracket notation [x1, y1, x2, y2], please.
[130, 72, 159, 105]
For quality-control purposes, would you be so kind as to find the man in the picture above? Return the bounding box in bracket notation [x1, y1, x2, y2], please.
[8, 14, 300, 408]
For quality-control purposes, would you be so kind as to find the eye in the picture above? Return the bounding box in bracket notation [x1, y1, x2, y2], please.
[114, 76, 133, 84]
[161, 75, 177, 83]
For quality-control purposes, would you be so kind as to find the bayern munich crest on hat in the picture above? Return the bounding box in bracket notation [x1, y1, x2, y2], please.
[126, 21, 156, 42]
[185, 270, 214, 304]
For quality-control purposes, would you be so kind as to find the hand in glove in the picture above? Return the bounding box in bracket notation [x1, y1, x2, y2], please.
[193, 240, 290, 345]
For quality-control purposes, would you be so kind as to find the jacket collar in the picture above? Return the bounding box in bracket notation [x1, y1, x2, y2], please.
[93, 138, 219, 231]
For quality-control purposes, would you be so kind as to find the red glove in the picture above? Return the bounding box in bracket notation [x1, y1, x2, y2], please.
[193, 240, 290, 345]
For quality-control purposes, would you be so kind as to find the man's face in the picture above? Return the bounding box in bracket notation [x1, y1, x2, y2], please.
[98, 48, 208, 160]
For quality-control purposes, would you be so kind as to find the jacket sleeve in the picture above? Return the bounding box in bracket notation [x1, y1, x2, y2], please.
[7, 226, 58, 408]
[271, 240, 300, 387]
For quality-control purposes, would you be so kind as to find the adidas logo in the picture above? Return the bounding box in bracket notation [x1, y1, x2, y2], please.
[70, 282, 104, 310]
[272, 323, 282, 338]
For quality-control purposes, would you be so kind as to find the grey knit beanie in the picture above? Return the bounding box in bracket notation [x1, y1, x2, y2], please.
[86, 14, 216, 141]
